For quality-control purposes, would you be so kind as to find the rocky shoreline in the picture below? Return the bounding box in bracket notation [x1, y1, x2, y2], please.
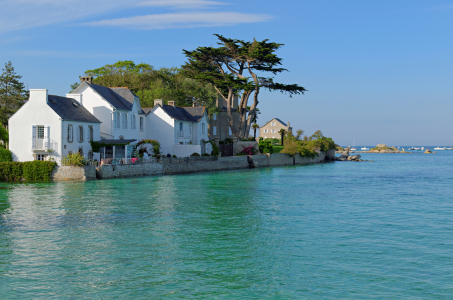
[336, 144, 412, 154]
[335, 147, 373, 162]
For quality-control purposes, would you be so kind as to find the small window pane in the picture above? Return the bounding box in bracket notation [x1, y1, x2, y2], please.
[37, 126, 44, 139]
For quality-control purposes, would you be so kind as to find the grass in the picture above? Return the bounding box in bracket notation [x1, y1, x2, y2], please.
[272, 145, 284, 153]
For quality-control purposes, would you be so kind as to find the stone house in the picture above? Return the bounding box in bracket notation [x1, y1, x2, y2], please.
[209, 96, 239, 141]
[259, 118, 292, 139]
[9, 89, 101, 165]
[144, 100, 212, 157]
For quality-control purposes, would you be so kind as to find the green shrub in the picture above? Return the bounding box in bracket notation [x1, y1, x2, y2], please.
[190, 152, 200, 157]
[281, 130, 336, 158]
[62, 153, 86, 166]
[201, 153, 210, 156]
[22, 161, 57, 181]
[272, 146, 284, 153]
[0, 148, 12, 162]
[172, 155, 177, 158]
[259, 140, 274, 154]
[264, 138, 280, 145]
[0, 161, 56, 181]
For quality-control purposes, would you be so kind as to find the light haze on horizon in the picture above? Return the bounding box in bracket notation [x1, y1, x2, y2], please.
[1, 0, 452, 146]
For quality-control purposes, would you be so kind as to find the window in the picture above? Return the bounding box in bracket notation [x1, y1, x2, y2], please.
[67, 124, 73, 142]
[131, 114, 136, 129]
[228, 127, 232, 135]
[140, 117, 144, 131]
[264, 129, 268, 133]
[78, 125, 83, 142]
[88, 126, 93, 142]
[213, 113, 216, 120]
[113, 112, 121, 129]
[88, 151, 93, 160]
[213, 126, 217, 135]
[37, 126, 44, 139]
[36, 154, 47, 161]
[122, 113, 128, 129]
[180, 122, 183, 131]
[272, 122, 276, 126]
[202, 123, 205, 134]
[271, 129, 276, 133]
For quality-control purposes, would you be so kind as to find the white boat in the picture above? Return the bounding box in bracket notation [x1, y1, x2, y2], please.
[434, 147, 444, 150]
[351, 141, 357, 151]
[409, 147, 415, 150]
[413, 147, 421, 151]
[448, 147, 453, 150]
[421, 147, 424, 151]
[361, 147, 369, 151]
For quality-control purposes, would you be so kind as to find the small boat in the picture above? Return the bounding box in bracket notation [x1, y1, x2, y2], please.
[409, 147, 415, 150]
[361, 147, 369, 151]
[448, 147, 453, 150]
[413, 147, 421, 151]
[351, 141, 357, 151]
[421, 147, 424, 150]
[434, 147, 444, 150]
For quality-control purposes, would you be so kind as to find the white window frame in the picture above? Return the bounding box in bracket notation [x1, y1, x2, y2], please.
[264, 129, 268, 133]
[271, 129, 276, 133]
[78, 125, 84, 143]
[272, 122, 276, 126]
[122, 113, 128, 129]
[88, 125, 93, 142]
[36, 154, 47, 161]
[37, 126, 44, 139]
[131, 114, 136, 130]
[67, 124, 73, 142]
[140, 117, 144, 131]
[114, 111, 121, 129]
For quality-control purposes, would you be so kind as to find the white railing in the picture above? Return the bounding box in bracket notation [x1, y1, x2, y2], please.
[177, 131, 191, 138]
[32, 138, 46, 150]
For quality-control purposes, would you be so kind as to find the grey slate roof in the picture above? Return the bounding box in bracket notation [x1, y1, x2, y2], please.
[95, 139, 137, 144]
[142, 108, 153, 115]
[158, 105, 206, 122]
[183, 107, 206, 122]
[90, 84, 145, 114]
[262, 118, 288, 127]
[47, 95, 101, 123]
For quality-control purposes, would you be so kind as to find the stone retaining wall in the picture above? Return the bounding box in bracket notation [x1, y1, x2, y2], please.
[52, 166, 96, 181]
[52, 150, 335, 180]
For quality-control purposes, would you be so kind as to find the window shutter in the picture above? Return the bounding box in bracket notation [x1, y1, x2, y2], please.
[44, 126, 49, 150]
[32, 125, 36, 149]
[113, 112, 117, 128]
[69, 125, 73, 142]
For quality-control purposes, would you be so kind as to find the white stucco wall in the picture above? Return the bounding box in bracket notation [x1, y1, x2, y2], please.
[146, 107, 175, 155]
[61, 121, 100, 160]
[9, 90, 63, 163]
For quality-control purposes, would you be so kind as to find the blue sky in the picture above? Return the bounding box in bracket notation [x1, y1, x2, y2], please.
[1, 0, 453, 146]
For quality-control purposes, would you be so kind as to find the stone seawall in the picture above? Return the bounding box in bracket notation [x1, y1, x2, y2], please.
[52, 166, 96, 181]
[95, 150, 335, 180]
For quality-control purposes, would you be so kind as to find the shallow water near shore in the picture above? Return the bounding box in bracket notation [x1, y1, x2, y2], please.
[1, 151, 453, 298]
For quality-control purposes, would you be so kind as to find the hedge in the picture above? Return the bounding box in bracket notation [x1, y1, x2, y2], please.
[272, 146, 284, 153]
[0, 148, 13, 162]
[0, 161, 57, 181]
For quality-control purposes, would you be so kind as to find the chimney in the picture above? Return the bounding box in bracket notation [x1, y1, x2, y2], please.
[29, 89, 48, 105]
[287, 121, 290, 129]
[66, 93, 82, 105]
[80, 76, 92, 85]
[154, 99, 163, 107]
[168, 101, 176, 107]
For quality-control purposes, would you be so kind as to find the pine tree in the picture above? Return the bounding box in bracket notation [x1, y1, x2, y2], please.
[0, 61, 28, 127]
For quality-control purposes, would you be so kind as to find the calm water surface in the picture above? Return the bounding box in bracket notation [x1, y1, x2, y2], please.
[1, 152, 453, 298]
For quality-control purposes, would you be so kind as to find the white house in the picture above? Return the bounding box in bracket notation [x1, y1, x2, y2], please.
[144, 100, 212, 157]
[9, 89, 101, 165]
[70, 77, 147, 142]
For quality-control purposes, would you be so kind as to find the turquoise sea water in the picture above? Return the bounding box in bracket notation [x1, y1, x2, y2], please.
[1, 151, 453, 299]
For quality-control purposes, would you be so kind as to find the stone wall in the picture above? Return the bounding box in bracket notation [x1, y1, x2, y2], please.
[54, 150, 335, 180]
[52, 166, 96, 181]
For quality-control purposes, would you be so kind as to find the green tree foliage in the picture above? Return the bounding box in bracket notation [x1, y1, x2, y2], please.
[0, 148, 12, 162]
[73, 61, 218, 113]
[0, 125, 8, 145]
[0, 61, 28, 127]
[281, 130, 336, 158]
[182, 34, 306, 139]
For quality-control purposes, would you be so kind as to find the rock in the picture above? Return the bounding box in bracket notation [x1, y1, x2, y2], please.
[376, 143, 386, 148]
[339, 153, 349, 159]
[347, 156, 354, 161]
[339, 157, 347, 161]
[351, 155, 361, 160]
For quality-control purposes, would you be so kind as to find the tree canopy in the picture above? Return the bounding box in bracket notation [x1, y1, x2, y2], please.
[0, 61, 28, 127]
[72, 60, 218, 113]
[182, 34, 306, 139]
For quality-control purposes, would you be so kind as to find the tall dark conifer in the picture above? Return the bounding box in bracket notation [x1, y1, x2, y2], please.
[0, 61, 28, 127]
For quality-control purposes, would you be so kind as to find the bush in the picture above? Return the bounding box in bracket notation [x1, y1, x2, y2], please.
[190, 152, 200, 157]
[62, 153, 86, 166]
[172, 155, 177, 158]
[237, 146, 257, 156]
[259, 140, 273, 154]
[265, 138, 280, 145]
[201, 153, 210, 156]
[0, 148, 12, 162]
[0, 161, 56, 181]
[281, 130, 336, 158]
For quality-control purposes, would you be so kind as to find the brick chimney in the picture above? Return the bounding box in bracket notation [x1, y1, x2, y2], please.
[168, 101, 175, 107]
[154, 99, 163, 107]
[80, 76, 92, 85]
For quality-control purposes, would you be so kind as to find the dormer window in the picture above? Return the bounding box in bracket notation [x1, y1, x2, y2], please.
[271, 122, 276, 126]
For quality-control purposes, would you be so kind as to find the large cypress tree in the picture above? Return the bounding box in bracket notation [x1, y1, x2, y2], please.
[0, 61, 28, 127]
